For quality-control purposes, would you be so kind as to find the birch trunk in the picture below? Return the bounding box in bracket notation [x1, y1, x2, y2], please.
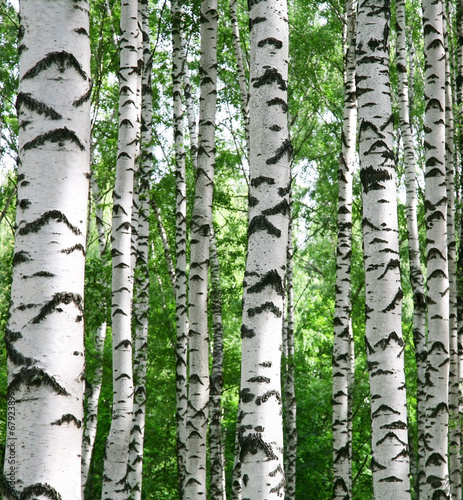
[421, 0, 450, 496]
[332, 0, 356, 496]
[284, 196, 297, 500]
[4, 1, 91, 498]
[356, 0, 411, 496]
[238, 0, 291, 496]
[184, 0, 218, 495]
[171, 0, 189, 495]
[127, 1, 151, 497]
[209, 231, 227, 500]
[102, 0, 140, 496]
[395, 0, 427, 496]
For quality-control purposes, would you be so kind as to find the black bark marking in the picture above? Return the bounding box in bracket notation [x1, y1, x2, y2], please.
[377, 259, 399, 279]
[241, 388, 255, 403]
[379, 476, 403, 482]
[9, 367, 69, 396]
[251, 176, 275, 188]
[113, 308, 128, 316]
[73, 85, 92, 107]
[115, 339, 132, 349]
[252, 68, 287, 91]
[248, 269, 284, 297]
[74, 27, 89, 36]
[239, 431, 277, 461]
[22, 51, 88, 81]
[115, 373, 131, 381]
[257, 37, 283, 49]
[374, 331, 404, 350]
[249, 16, 266, 30]
[247, 376, 270, 383]
[360, 166, 392, 193]
[260, 361, 272, 367]
[427, 341, 448, 355]
[381, 288, 403, 312]
[18, 199, 31, 210]
[18, 210, 81, 236]
[266, 139, 292, 165]
[248, 215, 281, 237]
[16, 93, 62, 120]
[429, 402, 448, 418]
[427, 269, 447, 280]
[371, 404, 400, 419]
[13, 251, 31, 265]
[22, 127, 85, 152]
[248, 301, 282, 318]
[376, 431, 407, 447]
[256, 389, 281, 405]
[5, 328, 35, 366]
[241, 325, 256, 338]
[61, 244, 86, 255]
[51, 414, 82, 428]
[371, 457, 387, 471]
[266, 97, 288, 112]
[31, 292, 83, 324]
[380, 420, 407, 429]
[425, 453, 447, 467]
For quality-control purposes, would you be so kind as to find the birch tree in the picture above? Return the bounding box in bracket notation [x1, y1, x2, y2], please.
[332, 0, 356, 496]
[3, 1, 91, 498]
[101, 0, 140, 496]
[184, 0, 218, 496]
[421, 0, 450, 496]
[238, 0, 291, 496]
[356, 0, 411, 496]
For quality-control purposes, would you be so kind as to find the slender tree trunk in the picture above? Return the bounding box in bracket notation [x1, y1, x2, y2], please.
[238, 0, 291, 497]
[102, 0, 140, 496]
[421, 0, 450, 496]
[395, 0, 427, 497]
[171, 0, 189, 495]
[209, 231, 227, 500]
[184, 0, 218, 495]
[332, 0, 356, 497]
[127, 1, 151, 497]
[4, 1, 91, 498]
[356, 0, 411, 496]
[284, 195, 297, 500]
[231, 407, 243, 500]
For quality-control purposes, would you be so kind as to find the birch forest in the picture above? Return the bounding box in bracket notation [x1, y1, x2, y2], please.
[3, 0, 463, 498]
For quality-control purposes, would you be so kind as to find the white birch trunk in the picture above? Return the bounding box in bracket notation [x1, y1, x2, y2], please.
[332, 0, 356, 497]
[421, 0, 450, 496]
[171, 0, 189, 495]
[4, 1, 91, 498]
[238, 0, 291, 497]
[395, 0, 427, 496]
[184, 0, 218, 495]
[101, 0, 140, 496]
[356, 0, 411, 496]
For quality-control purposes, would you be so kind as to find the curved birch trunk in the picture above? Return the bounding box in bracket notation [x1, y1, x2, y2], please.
[209, 231, 227, 500]
[238, 0, 291, 497]
[171, 0, 189, 495]
[101, 0, 140, 496]
[184, 0, 218, 495]
[332, 0, 356, 497]
[356, 0, 411, 496]
[127, 1, 151, 497]
[4, 1, 91, 498]
[284, 197, 297, 500]
[421, 0, 450, 496]
[395, 0, 427, 496]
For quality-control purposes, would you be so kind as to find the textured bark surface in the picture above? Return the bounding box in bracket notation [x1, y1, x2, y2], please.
[4, 1, 91, 498]
[102, 0, 140, 496]
[184, 0, 217, 496]
[209, 232, 227, 500]
[332, 0, 356, 497]
[127, 1, 151, 497]
[171, 0, 189, 496]
[395, 0, 427, 496]
[422, 0, 450, 496]
[238, 0, 291, 497]
[356, 0, 411, 496]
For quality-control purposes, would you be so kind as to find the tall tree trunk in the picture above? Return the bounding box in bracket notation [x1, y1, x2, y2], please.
[4, 1, 91, 498]
[102, 0, 140, 496]
[238, 0, 291, 497]
[395, 0, 427, 497]
[209, 231, 227, 500]
[127, 1, 152, 497]
[421, 0, 450, 496]
[171, 0, 189, 495]
[284, 195, 297, 500]
[356, 0, 411, 496]
[332, 0, 356, 497]
[184, 0, 218, 496]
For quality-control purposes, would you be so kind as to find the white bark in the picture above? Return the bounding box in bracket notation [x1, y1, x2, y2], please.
[102, 0, 140, 496]
[421, 0, 450, 496]
[332, 0, 356, 497]
[4, 1, 91, 498]
[356, 0, 411, 496]
[238, 0, 291, 497]
[184, 0, 218, 495]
